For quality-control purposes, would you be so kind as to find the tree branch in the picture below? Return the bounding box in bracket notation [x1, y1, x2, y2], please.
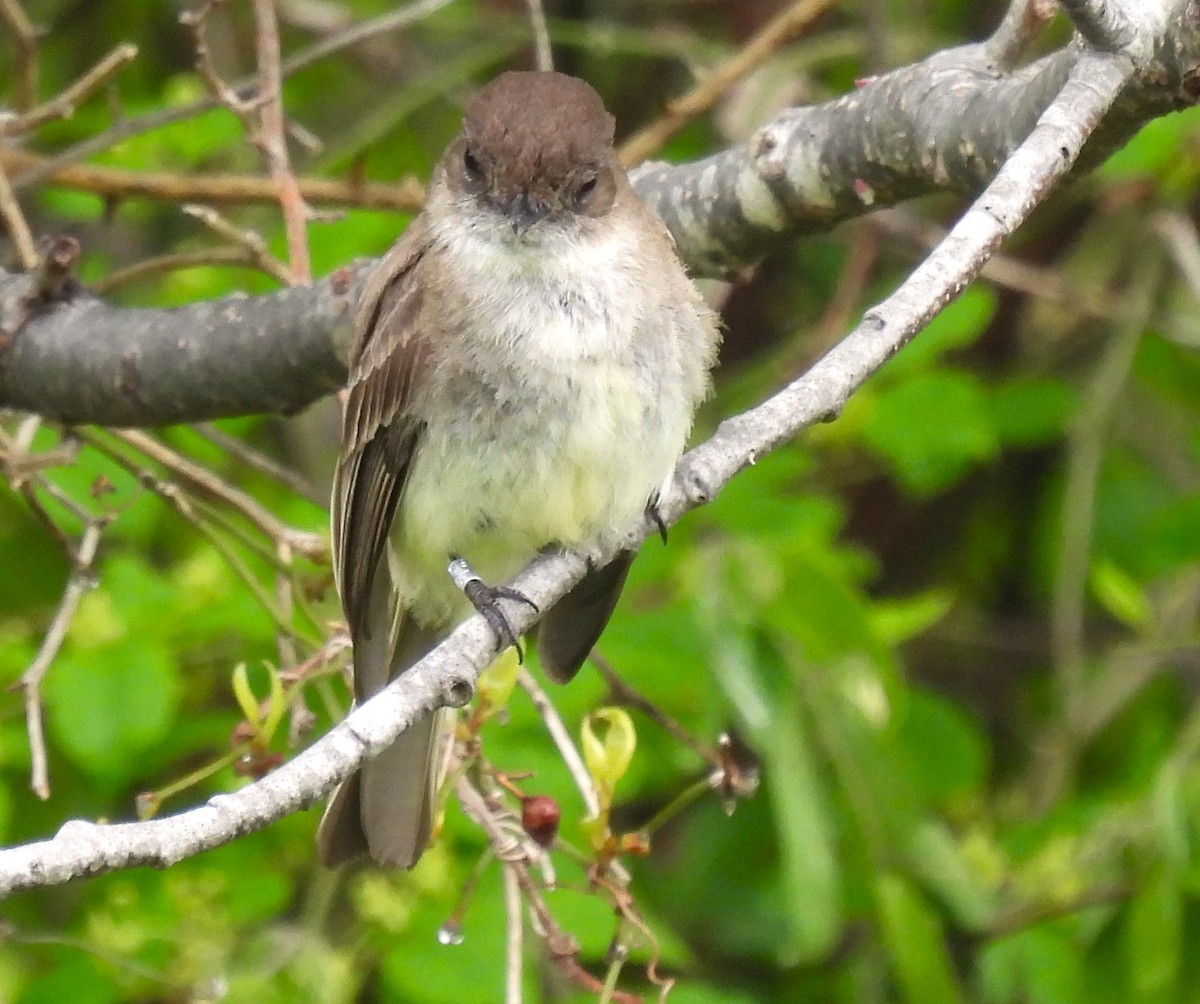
[2, 9, 1197, 427]
[0, 262, 367, 425]
[0, 148, 425, 212]
[0, 8, 1140, 888]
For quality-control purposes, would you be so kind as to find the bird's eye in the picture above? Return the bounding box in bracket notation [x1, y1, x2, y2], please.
[577, 175, 598, 198]
[463, 148, 484, 181]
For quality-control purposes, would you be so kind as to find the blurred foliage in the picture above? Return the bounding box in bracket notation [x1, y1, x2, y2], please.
[3, 0, 1200, 1002]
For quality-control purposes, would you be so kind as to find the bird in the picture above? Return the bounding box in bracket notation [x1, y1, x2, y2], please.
[316, 70, 720, 868]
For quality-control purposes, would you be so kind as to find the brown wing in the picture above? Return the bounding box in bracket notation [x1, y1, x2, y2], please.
[332, 220, 432, 659]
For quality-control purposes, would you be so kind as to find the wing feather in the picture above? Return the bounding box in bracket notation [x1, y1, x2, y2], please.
[332, 222, 432, 652]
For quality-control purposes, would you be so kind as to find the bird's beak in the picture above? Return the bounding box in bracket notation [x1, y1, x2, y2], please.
[507, 193, 550, 236]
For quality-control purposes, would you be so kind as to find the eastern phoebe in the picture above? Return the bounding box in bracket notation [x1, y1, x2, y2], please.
[317, 71, 721, 868]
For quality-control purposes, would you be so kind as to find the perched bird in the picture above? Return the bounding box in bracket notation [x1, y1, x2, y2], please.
[317, 71, 720, 868]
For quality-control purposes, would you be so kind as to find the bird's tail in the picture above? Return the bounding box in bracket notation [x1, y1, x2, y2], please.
[317, 585, 448, 869]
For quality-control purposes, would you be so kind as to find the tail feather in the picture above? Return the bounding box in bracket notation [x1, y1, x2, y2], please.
[317, 568, 448, 868]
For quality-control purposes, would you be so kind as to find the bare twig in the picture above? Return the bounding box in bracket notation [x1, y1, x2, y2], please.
[1039, 254, 1162, 808]
[274, 0, 457, 80]
[618, 0, 835, 167]
[503, 863, 524, 1004]
[101, 427, 325, 559]
[987, 0, 1060, 69]
[15, 519, 106, 799]
[182, 204, 293, 285]
[0, 162, 38, 269]
[590, 652, 719, 764]
[455, 776, 578, 960]
[1, 43, 138, 135]
[516, 668, 600, 818]
[0, 0, 39, 111]
[873, 209, 1123, 320]
[90, 248, 269, 294]
[1154, 211, 1200, 306]
[251, 0, 312, 285]
[10, 0, 456, 194]
[987, 881, 1132, 939]
[181, 1, 263, 118]
[524, 0, 553, 73]
[194, 422, 319, 501]
[1, 147, 424, 213]
[181, 0, 311, 283]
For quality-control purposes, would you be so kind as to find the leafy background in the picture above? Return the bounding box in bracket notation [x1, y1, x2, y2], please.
[3, 1, 1200, 1001]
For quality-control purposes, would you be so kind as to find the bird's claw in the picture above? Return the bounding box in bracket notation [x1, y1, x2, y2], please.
[646, 493, 668, 545]
[449, 556, 539, 661]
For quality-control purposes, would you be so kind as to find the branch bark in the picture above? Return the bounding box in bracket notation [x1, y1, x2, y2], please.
[3, 6, 1198, 426]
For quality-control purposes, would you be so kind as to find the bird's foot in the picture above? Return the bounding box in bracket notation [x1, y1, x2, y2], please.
[447, 556, 539, 661]
[646, 492, 668, 545]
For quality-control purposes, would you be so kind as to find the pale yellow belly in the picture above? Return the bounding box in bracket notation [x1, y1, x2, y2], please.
[390, 362, 684, 628]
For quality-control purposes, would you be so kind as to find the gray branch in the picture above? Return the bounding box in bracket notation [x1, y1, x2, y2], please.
[3, 6, 1198, 426]
[0, 0, 1180, 893]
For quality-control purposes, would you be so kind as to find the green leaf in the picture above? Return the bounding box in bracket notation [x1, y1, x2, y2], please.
[981, 926, 1086, 1004]
[1125, 863, 1181, 999]
[1089, 557, 1153, 630]
[1099, 109, 1200, 185]
[883, 285, 997, 377]
[46, 638, 181, 780]
[231, 663, 260, 731]
[475, 647, 520, 714]
[902, 822, 996, 931]
[990, 377, 1077, 446]
[861, 370, 999, 495]
[707, 622, 842, 963]
[581, 707, 637, 809]
[876, 872, 962, 1004]
[897, 689, 988, 805]
[870, 590, 953, 645]
[762, 700, 843, 965]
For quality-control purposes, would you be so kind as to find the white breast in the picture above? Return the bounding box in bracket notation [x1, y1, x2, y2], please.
[392, 218, 693, 626]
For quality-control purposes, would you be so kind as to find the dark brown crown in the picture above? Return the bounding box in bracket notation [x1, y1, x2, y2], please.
[462, 71, 616, 188]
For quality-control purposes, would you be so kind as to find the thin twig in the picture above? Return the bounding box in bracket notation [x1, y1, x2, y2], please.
[516, 669, 600, 818]
[274, 0, 456, 80]
[873, 209, 1123, 320]
[618, 0, 834, 167]
[987, 881, 1131, 939]
[251, 0, 312, 285]
[16, 520, 105, 799]
[590, 651, 718, 764]
[987, 0, 1061, 69]
[90, 248, 268, 294]
[182, 204, 293, 285]
[1, 43, 138, 135]
[276, 540, 298, 670]
[12, 0, 455, 194]
[1, 148, 424, 213]
[0, 0, 39, 111]
[181, 0, 264, 118]
[0, 162, 38, 269]
[1154, 210, 1200, 306]
[1038, 252, 1163, 809]
[524, 0, 553, 72]
[194, 422, 319, 502]
[103, 428, 325, 559]
[455, 777, 578, 959]
[136, 469, 311, 641]
[503, 864, 524, 1004]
